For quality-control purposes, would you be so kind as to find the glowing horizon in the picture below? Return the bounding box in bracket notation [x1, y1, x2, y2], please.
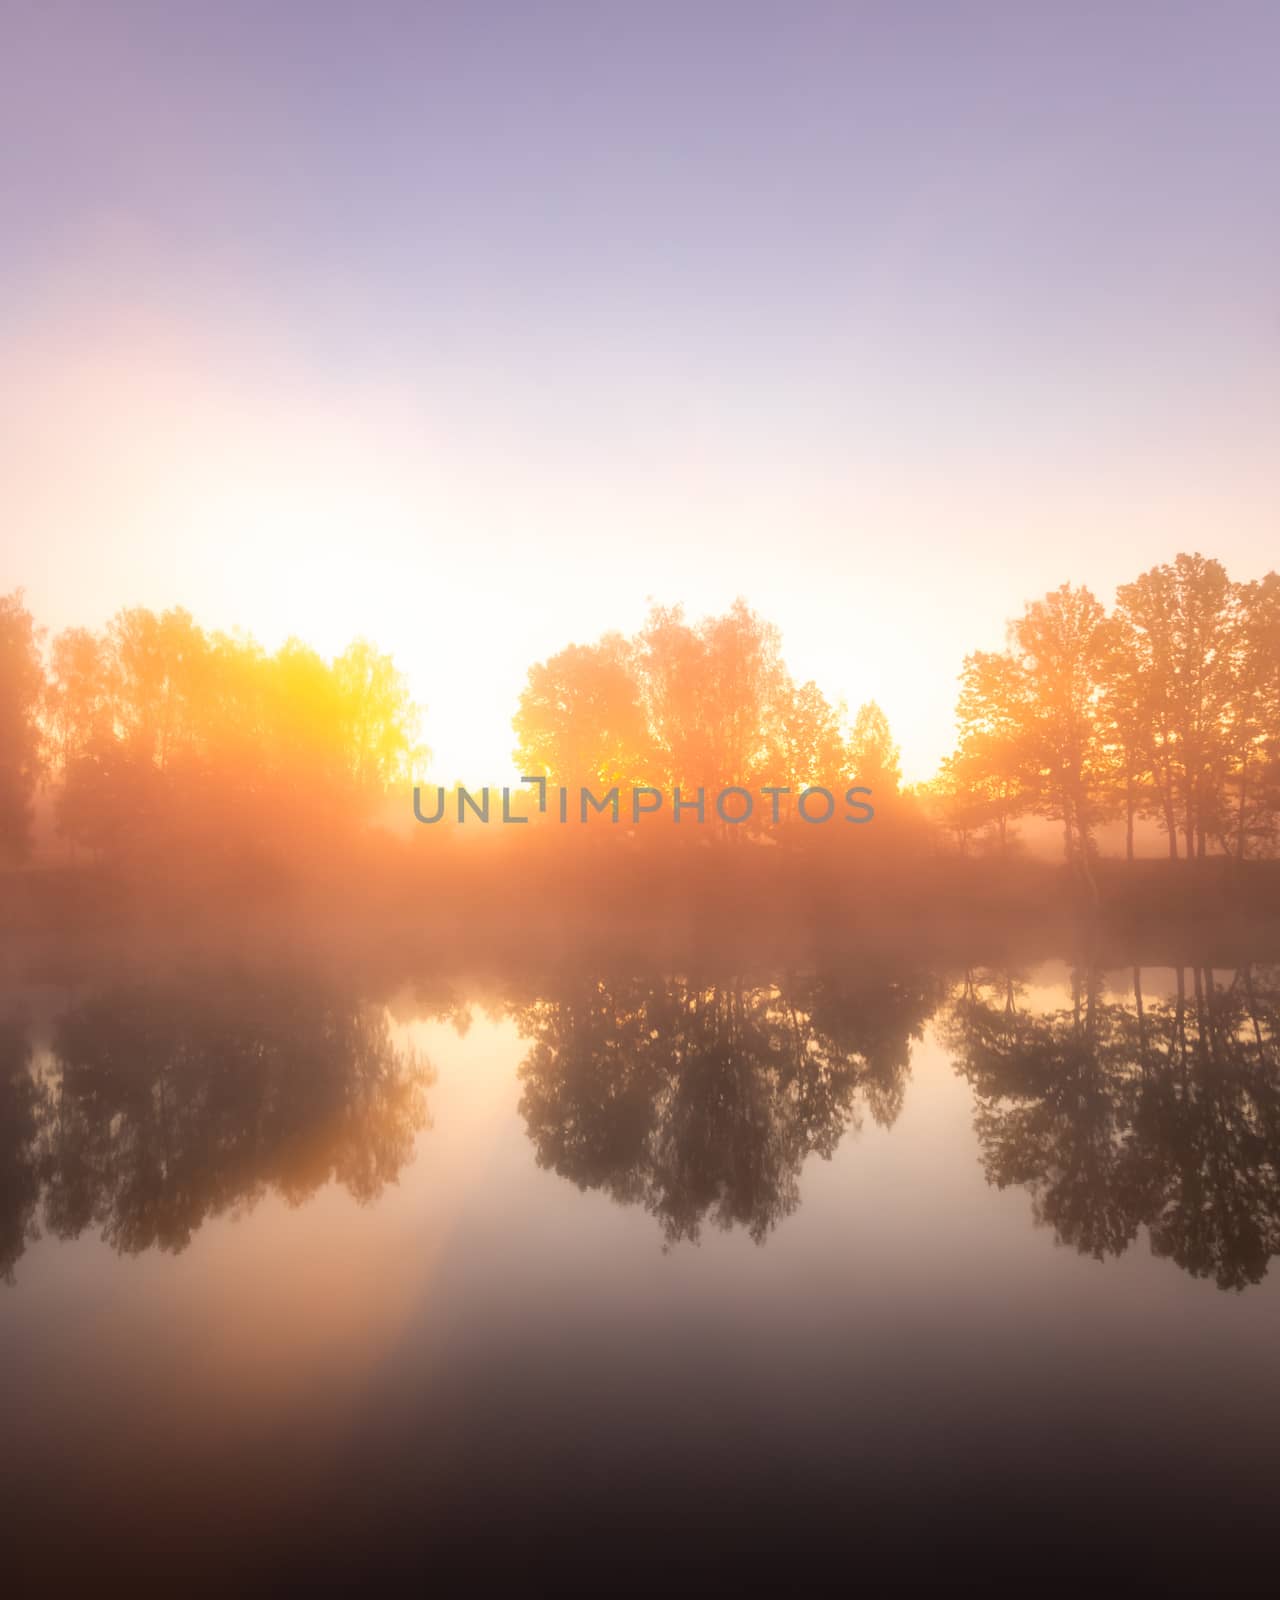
[5, 4, 1278, 787]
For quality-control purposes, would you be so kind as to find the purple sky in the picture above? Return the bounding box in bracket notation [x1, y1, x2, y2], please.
[4, 1, 1278, 778]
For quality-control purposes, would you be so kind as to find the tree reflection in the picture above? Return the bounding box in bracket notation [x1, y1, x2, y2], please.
[513, 967, 944, 1245]
[0, 1017, 45, 1283]
[5, 955, 1280, 1288]
[0, 970, 432, 1276]
[946, 962, 1280, 1289]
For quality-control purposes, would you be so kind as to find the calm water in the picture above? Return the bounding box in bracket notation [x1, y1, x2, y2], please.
[3, 951, 1280, 1581]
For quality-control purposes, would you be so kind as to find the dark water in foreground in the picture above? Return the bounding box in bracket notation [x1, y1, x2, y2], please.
[3, 951, 1280, 1581]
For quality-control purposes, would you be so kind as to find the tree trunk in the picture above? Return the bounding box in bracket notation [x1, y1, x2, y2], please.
[1070, 792, 1099, 910]
[1162, 783, 1178, 860]
[1184, 779, 1195, 862]
[1236, 758, 1248, 863]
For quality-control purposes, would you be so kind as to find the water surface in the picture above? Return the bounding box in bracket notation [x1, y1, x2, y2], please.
[3, 952, 1279, 1580]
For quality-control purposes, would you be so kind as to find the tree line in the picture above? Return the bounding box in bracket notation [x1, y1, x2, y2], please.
[512, 598, 902, 831]
[0, 590, 904, 866]
[0, 595, 424, 869]
[2, 548, 1278, 879]
[932, 553, 1280, 883]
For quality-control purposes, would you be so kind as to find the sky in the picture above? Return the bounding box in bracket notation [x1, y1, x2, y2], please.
[3, 1, 1278, 782]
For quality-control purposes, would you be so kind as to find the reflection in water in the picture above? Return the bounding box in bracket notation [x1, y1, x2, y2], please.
[0, 1016, 42, 1283]
[0, 970, 433, 1281]
[4, 958, 1280, 1289]
[513, 968, 943, 1244]
[947, 963, 1280, 1290]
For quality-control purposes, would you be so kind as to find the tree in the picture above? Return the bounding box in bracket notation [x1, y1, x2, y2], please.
[942, 586, 1109, 882]
[1229, 573, 1280, 859]
[848, 700, 901, 796]
[1111, 554, 1240, 861]
[924, 753, 985, 856]
[0, 591, 46, 862]
[47, 606, 427, 868]
[513, 633, 652, 788]
[1009, 584, 1109, 890]
[44, 626, 110, 780]
[333, 638, 428, 790]
[780, 679, 849, 794]
[937, 554, 1280, 870]
[636, 599, 794, 794]
[1097, 613, 1155, 862]
[512, 599, 854, 833]
[104, 606, 211, 770]
[949, 650, 1032, 854]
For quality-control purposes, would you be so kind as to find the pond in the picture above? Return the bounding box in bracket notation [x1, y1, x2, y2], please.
[3, 949, 1278, 1580]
